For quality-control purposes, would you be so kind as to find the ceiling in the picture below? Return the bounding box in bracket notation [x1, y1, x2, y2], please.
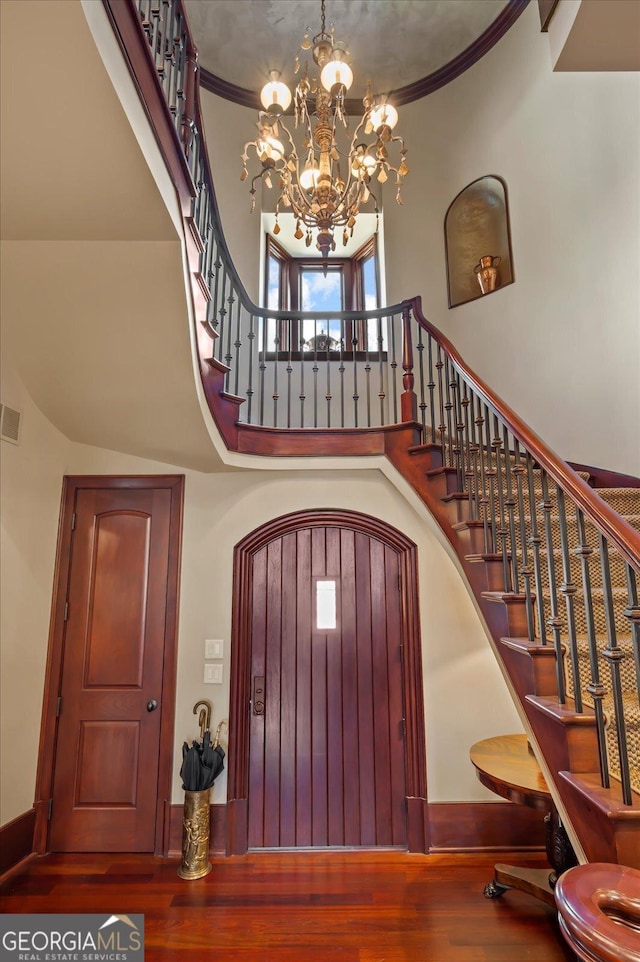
[184, 0, 512, 101]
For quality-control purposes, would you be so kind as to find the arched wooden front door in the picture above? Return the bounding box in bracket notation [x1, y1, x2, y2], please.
[228, 510, 427, 854]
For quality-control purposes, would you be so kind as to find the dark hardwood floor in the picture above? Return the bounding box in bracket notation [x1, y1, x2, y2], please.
[0, 851, 574, 961]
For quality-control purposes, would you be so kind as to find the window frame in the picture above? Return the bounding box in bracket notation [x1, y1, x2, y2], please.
[263, 234, 383, 359]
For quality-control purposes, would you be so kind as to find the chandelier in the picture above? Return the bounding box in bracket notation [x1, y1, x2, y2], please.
[240, 0, 408, 259]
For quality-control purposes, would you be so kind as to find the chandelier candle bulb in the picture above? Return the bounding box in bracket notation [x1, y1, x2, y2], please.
[260, 71, 292, 114]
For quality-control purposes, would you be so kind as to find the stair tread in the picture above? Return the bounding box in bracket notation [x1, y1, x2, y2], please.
[525, 693, 596, 724]
[559, 770, 640, 818]
[500, 637, 557, 656]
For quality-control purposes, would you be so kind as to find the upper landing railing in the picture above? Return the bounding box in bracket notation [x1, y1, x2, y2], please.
[105, 0, 640, 807]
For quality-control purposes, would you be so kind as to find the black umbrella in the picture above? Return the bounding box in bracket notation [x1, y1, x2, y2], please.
[179, 724, 225, 791]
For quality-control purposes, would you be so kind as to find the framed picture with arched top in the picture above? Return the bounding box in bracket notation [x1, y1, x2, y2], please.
[445, 175, 514, 308]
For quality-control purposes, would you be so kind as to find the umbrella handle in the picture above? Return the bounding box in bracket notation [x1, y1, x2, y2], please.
[193, 699, 212, 740]
[213, 718, 228, 749]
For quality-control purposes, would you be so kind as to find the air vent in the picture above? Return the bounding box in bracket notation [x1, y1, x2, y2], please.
[0, 403, 22, 444]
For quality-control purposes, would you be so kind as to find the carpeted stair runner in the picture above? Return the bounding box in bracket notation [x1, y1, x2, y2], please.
[472, 464, 640, 795]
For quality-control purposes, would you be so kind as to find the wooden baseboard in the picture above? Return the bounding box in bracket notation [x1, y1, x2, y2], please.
[168, 802, 227, 855]
[168, 801, 543, 855]
[0, 808, 36, 879]
[428, 801, 546, 852]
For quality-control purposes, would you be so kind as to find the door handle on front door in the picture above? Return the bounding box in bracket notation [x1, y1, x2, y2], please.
[252, 677, 265, 715]
[146, 699, 158, 712]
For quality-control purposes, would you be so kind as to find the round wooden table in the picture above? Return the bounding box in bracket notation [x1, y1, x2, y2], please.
[470, 734, 575, 907]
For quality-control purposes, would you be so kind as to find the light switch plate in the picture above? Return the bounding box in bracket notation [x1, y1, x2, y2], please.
[204, 663, 223, 684]
[205, 638, 224, 659]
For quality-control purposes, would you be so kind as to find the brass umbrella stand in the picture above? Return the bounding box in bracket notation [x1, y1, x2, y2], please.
[178, 702, 226, 880]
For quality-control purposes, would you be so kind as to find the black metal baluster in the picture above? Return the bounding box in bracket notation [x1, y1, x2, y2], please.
[427, 334, 436, 445]
[484, 404, 498, 555]
[451, 370, 464, 491]
[224, 286, 235, 393]
[575, 509, 609, 787]
[339, 317, 345, 427]
[173, 20, 186, 134]
[492, 416, 511, 592]
[502, 425, 519, 593]
[444, 357, 455, 470]
[377, 314, 386, 425]
[210, 250, 221, 335]
[363, 319, 371, 427]
[352, 327, 359, 428]
[541, 472, 565, 701]
[159, 0, 172, 102]
[326, 328, 332, 428]
[527, 455, 548, 646]
[416, 325, 426, 434]
[216, 269, 227, 364]
[599, 535, 632, 804]
[272, 322, 280, 428]
[557, 487, 582, 711]
[624, 563, 640, 698]
[513, 442, 534, 641]
[150, 2, 161, 75]
[475, 400, 491, 555]
[299, 325, 306, 428]
[258, 316, 267, 426]
[233, 299, 243, 399]
[202, 224, 214, 308]
[139, 0, 152, 41]
[286, 331, 293, 429]
[165, 2, 177, 116]
[313, 318, 319, 428]
[468, 391, 481, 524]
[436, 347, 447, 468]
[461, 379, 474, 519]
[246, 312, 256, 423]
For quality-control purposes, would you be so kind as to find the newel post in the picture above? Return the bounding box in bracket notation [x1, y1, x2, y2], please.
[401, 303, 418, 423]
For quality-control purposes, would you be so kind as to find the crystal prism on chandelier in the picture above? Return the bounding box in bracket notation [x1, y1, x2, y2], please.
[240, 0, 409, 259]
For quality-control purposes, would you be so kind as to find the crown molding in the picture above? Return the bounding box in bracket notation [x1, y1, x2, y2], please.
[199, 0, 530, 109]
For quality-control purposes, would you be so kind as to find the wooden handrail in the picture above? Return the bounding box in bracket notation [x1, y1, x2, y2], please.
[410, 295, 640, 572]
[555, 862, 640, 962]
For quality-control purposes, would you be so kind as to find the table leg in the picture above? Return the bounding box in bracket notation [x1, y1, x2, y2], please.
[482, 810, 577, 907]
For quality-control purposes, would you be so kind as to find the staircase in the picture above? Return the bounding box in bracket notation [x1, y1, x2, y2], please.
[384, 424, 640, 867]
[104, 0, 640, 872]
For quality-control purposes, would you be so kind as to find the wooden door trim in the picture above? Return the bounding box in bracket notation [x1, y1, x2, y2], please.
[228, 508, 428, 854]
[34, 475, 184, 856]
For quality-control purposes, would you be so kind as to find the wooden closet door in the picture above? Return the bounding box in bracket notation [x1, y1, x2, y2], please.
[49, 485, 173, 852]
[247, 524, 407, 849]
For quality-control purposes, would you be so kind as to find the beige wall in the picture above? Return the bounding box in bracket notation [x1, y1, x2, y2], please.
[0, 365, 70, 822]
[199, 92, 261, 304]
[0, 368, 522, 824]
[383, 3, 640, 475]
